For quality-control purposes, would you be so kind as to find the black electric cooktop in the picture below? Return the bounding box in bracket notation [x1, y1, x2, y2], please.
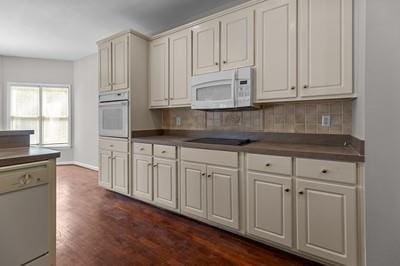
[186, 138, 252, 146]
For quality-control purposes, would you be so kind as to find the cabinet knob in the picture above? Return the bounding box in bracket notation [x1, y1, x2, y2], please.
[161, 150, 166, 154]
[140, 147, 144, 151]
[265, 163, 271, 167]
[291, 86, 296, 90]
[215, 62, 219, 66]
[110, 144, 114, 147]
[285, 188, 290, 192]
[201, 173, 206, 176]
[147, 163, 153, 166]
[223, 60, 227, 64]
[303, 85, 309, 89]
[207, 174, 212, 178]
[299, 191, 304, 195]
[153, 164, 158, 168]
[321, 169, 328, 174]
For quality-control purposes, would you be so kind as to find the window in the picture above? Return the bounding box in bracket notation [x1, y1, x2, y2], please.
[8, 83, 71, 146]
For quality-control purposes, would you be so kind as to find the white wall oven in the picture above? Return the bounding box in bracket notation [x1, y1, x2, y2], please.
[191, 67, 253, 110]
[99, 91, 129, 138]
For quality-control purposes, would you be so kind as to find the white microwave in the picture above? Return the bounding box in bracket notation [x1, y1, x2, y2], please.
[99, 91, 129, 138]
[191, 67, 253, 110]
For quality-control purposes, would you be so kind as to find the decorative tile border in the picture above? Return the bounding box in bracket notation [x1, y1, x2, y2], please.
[161, 99, 353, 135]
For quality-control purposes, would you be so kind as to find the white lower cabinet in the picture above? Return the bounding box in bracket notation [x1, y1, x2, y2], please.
[296, 179, 357, 266]
[180, 161, 207, 218]
[153, 158, 177, 209]
[112, 152, 129, 195]
[132, 144, 179, 210]
[181, 160, 239, 230]
[207, 166, 239, 229]
[99, 149, 112, 189]
[132, 154, 153, 201]
[247, 172, 292, 247]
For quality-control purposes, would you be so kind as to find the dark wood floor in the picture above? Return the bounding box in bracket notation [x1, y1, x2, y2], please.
[56, 165, 320, 266]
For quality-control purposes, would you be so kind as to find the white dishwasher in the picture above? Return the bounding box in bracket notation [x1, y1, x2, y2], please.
[0, 162, 50, 266]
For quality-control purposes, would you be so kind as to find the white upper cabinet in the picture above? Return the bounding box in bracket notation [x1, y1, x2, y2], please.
[255, 0, 297, 101]
[98, 42, 112, 92]
[192, 20, 221, 75]
[220, 8, 254, 71]
[299, 0, 353, 97]
[169, 30, 192, 107]
[98, 34, 129, 92]
[111, 35, 129, 90]
[296, 179, 357, 266]
[149, 37, 169, 107]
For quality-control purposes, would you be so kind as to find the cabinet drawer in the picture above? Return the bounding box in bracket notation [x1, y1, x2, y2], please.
[181, 147, 238, 168]
[295, 158, 357, 184]
[247, 153, 292, 176]
[99, 138, 128, 153]
[154, 144, 176, 159]
[133, 142, 152, 156]
[0, 162, 49, 195]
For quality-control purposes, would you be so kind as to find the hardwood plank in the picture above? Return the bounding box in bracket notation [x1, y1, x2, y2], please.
[56, 165, 321, 266]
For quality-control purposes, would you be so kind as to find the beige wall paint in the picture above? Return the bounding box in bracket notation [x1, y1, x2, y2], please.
[0, 55, 74, 162]
[72, 53, 99, 169]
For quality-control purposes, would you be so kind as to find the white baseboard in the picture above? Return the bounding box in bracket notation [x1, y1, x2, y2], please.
[57, 161, 99, 171]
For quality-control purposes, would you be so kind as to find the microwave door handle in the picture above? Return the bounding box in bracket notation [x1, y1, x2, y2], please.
[232, 70, 237, 106]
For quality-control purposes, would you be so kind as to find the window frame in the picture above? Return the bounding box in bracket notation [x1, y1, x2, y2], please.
[6, 82, 72, 148]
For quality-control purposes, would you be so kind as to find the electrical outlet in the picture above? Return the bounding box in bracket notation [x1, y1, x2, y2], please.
[176, 116, 181, 126]
[321, 115, 331, 128]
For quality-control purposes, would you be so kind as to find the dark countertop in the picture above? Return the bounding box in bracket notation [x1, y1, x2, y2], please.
[0, 147, 61, 167]
[132, 135, 365, 162]
[0, 130, 34, 136]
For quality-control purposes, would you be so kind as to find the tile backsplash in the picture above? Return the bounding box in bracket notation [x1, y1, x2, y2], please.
[162, 100, 353, 135]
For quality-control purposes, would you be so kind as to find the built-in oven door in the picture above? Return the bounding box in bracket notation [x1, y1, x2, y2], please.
[191, 69, 236, 109]
[99, 100, 129, 138]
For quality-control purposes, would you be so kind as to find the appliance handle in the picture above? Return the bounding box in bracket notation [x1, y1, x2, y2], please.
[99, 100, 128, 106]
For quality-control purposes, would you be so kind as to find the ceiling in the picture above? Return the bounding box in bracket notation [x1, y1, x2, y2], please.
[0, 0, 249, 61]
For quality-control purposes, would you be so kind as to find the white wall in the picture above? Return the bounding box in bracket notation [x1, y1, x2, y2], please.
[72, 54, 98, 169]
[365, 0, 400, 265]
[0, 55, 74, 162]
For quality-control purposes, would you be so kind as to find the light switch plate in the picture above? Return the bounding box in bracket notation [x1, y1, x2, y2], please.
[321, 115, 331, 128]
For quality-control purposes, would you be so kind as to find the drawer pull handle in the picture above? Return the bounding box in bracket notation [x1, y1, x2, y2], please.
[265, 163, 271, 167]
[110, 144, 114, 147]
[140, 147, 145, 151]
[153, 164, 158, 168]
[285, 188, 290, 192]
[161, 151, 166, 154]
[299, 191, 304, 195]
[147, 163, 153, 166]
[201, 173, 206, 176]
[207, 174, 212, 178]
[321, 169, 328, 174]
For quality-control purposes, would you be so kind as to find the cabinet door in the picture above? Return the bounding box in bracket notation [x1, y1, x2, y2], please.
[247, 172, 292, 247]
[149, 38, 169, 107]
[181, 161, 207, 218]
[112, 152, 129, 195]
[220, 8, 254, 70]
[153, 158, 177, 209]
[111, 35, 129, 90]
[169, 30, 192, 107]
[98, 149, 112, 189]
[98, 41, 112, 92]
[255, 0, 297, 101]
[297, 179, 357, 265]
[207, 166, 239, 229]
[299, 0, 353, 97]
[132, 154, 153, 201]
[192, 20, 220, 75]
